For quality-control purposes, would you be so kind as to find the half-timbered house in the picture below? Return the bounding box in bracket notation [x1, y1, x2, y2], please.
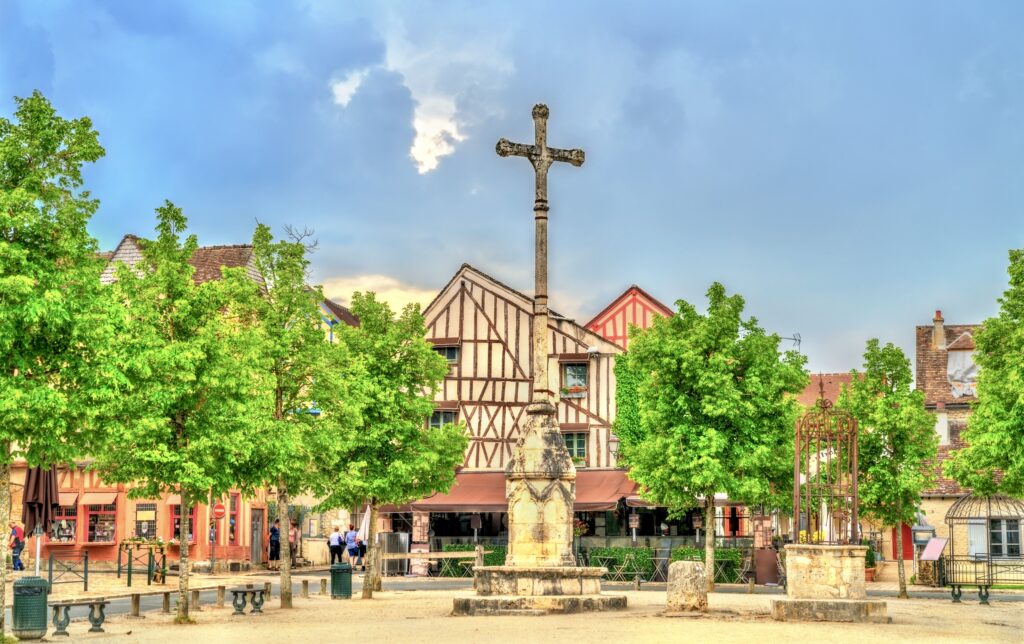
[585, 285, 674, 350]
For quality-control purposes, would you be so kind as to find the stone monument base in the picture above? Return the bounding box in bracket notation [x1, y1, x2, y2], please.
[770, 598, 890, 624]
[452, 566, 627, 615]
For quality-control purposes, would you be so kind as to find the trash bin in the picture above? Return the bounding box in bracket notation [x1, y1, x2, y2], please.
[331, 562, 352, 599]
[13, 576, 49, 640]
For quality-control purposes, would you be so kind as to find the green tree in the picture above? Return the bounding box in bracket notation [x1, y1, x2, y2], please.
[95, 203, 265, 622]
[236, 224, 367, 608]
[946, 249, 1024, 497]
[617, 283, 806, 591]
[838, 340, 937, 598]
[319, 293, 467, 599]
[0, 92, 114, 637]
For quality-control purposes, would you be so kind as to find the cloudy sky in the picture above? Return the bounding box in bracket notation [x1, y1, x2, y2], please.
[3, 1, 1022, 372]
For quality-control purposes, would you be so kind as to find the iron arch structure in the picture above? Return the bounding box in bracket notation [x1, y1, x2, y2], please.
[943, 494, 1024, 603]
[791, 396, 859, 545]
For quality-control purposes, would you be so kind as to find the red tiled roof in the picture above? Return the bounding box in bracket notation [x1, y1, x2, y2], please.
[797, 373, 855, 408]
[322, 299, 360, 327]
[923, 441, 969, 497]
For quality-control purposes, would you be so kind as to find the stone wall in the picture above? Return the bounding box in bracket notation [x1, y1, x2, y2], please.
[785, 544, 867, 599]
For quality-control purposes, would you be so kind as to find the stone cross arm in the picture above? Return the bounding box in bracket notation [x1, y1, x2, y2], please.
[495, 138, 585, 167]
[496, 104, 585, 205]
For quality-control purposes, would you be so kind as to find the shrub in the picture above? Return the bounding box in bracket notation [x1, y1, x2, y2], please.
[670, 547, 745, 583]
[440, 543, 506, 576]
[586, 547, 655, 579]
[862, 539, 876, 568]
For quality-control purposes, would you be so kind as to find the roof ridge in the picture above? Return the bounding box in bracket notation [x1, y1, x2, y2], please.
[195, 244, 253, 251]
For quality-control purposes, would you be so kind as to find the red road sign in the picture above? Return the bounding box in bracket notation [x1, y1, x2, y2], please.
[212, 502, 227, 520]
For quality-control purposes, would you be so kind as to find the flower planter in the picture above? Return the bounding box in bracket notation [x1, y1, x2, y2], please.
[864, 567, 877, 582]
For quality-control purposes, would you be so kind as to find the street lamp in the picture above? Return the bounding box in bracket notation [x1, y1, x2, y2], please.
[607, 434, 620, 460]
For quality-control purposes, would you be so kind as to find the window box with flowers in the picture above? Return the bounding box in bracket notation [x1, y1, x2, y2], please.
[561, 363, 589, 398]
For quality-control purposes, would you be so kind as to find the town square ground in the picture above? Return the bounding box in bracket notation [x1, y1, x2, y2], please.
[75, 581, 1020, 644]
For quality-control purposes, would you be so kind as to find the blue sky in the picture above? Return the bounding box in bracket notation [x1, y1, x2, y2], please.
[3, 1, 1022, 372]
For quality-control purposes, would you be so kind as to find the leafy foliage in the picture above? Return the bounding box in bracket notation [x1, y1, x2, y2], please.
[231, 223, 367, 607]
[586, 546, 655, 578]
[946, 249, 1024, 497]
[318, 293, 467, 597]
[94, 203, 266, 619]
[616, 283, 806, 588]
[837, 339, 936, 597]
[670, 546, 745, 583]
[611, 352, 642, 444]
[440, 543, 506, 571]
[319, 293, 467, 510]
[0, 91, 116, 465]
[0, 91, 115, 633]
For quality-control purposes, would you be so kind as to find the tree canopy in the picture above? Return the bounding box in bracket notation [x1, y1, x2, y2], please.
[616, 283, 806, 589]
[0, 91, 116, 635]
[946, 249, 1024, 497]
[235, 223, 367, 607]
[838, 339, 936, 598]
[318, 293, 467, 597]
[95, 202, 266, 621]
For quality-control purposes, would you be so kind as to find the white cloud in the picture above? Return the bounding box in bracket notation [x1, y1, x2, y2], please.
[376, 18, 513, 174]
[331, 68, 369, 107]
[321, 274, 437, 312]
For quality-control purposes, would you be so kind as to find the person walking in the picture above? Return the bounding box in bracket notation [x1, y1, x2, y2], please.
[328, 526, 344, 565]
[9, 522, 25, 572]
[268, 519, 281, 570]
[344, 524, 360, 567]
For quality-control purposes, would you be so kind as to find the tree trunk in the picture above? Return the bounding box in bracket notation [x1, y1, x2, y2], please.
[176, 497, 192, 623]
[0, 453, 10, 636]
[278, 484, 293, 608]
[895, 510, 908, 599]
[362, 503, 380, 598]
[704, 496, 716, 593]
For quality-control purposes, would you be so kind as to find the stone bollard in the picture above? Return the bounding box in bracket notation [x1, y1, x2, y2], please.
[667, 561, 708, 613]
[302, 579, 309, 598]
[130, 593, 143, 618]
[162, 592, 171, 614]
[320, 578, 327, 596]
[217, 585, 226, 608]
[191, 588, 202, 611]
[264, 581, 272, 598]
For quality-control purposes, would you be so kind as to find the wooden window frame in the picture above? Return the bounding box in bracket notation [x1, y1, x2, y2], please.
[229, 493, 240, 546]
[561, 429, 589, 466]
[50, 505, 79, 544]
[84, 503, 117, 544]
[560, 362, 589, 399]
[170, 504, 198, 545]
[430, 409, 458, 429]
[990, 518, 1020, 558]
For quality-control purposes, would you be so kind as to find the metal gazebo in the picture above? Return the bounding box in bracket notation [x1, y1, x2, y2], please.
[943, 494, 1024, 604]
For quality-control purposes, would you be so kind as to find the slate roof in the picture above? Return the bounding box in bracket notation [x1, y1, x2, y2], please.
[322, 298, 360, 327]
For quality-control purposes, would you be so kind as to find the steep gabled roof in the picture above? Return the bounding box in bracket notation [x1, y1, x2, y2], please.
[424, 263, 620, 353]
[101, 234, 259, 285]
[322, 298, 360, 327]
[585, 284, 673, 330]
[946, 332, 975, 351]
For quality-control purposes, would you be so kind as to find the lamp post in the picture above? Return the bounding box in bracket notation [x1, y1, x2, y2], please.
[607, 434, 620, 465]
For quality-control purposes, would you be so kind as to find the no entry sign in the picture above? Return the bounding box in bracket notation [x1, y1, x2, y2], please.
[212, 502, 227, 520]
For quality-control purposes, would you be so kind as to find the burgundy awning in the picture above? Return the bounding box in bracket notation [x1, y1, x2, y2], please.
[409, 470, 642, 513]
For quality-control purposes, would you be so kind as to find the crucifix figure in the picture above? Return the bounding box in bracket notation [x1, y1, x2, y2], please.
[497, 104, 585, 567]
[496, 104, 585, 403]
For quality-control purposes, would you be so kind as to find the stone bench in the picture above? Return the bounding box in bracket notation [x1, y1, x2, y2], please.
[228, 587, 266, 615]
[50, 598, 110, 636]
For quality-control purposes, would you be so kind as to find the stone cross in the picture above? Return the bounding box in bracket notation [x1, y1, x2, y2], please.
[496, 104, 585, 401]
[497, 104, 585, 568]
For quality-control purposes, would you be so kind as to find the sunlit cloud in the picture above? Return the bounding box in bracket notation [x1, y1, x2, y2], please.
[321, 274, 436, 312]
[330, 68, 369, 107]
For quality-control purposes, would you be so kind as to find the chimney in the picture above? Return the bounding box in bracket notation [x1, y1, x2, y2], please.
[932, 310, 945, 350]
